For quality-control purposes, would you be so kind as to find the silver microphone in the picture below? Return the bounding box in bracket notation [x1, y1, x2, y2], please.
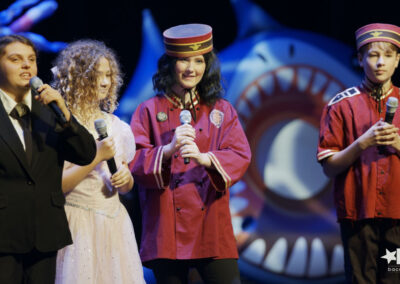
[179, 110, 192, 164]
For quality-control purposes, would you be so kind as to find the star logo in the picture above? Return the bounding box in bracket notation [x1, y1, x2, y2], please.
[381, 249, 397, 264]
[189, 44, 201, 50]
[370, 31, 383, 37]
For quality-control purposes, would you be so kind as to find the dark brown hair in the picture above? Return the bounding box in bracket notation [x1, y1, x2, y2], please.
[0, 34, 38, 57]
[152, 51, 223, 106]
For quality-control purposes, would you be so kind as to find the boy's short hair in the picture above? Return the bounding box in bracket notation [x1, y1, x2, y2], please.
[0, 34, 38, 58]
[355, 23, 400, 51]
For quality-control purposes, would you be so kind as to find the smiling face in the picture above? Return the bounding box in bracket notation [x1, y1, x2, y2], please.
[174, 55, 206, 91]
[95, 56, 112, 100]
[358, 42, 400, 87]
[0, 41, 37, 100]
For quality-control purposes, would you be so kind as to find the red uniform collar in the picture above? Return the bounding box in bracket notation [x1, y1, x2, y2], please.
[360, 80, 394, 102]
[164, 92, 200, 109]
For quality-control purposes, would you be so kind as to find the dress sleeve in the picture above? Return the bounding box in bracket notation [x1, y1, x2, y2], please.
[206, 103, 251, 192]
[129, 102, 169, 189]
[113, 115, 136, 164]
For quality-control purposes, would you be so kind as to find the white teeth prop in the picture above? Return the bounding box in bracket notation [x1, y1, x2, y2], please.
[258, 73, 275, 95]
[285, 237, 307, 276]
[307, 238, 328, 277]
[243, 85, 262, 107]
[276, 68, 294, 92]
[310, 73, 328, 95]
[242, 238, 266, 265]
[236, 99, 251, 120]
[230, 61, 353, 281]
[297, 68, 313, 92]
[231, 216, 244, 235]
[238, 236, 345, 278]
[323, 82, 342, 102]
[330, 244, 345, 275]
[263, 237, 288, 273]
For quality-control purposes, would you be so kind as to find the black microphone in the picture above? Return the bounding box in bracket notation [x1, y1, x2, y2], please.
[29, 76, 67, 126]
[94, 119, 117, 175]
[180, 110, 192, 164]
[378, 97, 398, 154]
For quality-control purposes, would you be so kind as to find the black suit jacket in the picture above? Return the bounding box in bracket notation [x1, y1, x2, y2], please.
[0, 98, 96, 253]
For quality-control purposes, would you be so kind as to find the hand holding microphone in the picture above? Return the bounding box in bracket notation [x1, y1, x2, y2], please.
[30, 76, 69, 125]
[176, 112, 211, 167]
[383, 97, 398, 124]
[94, 119, 117, 175]
[378, 97, 399, 154]
[163, 110, 196, 163]
[180, 110, 192, 164]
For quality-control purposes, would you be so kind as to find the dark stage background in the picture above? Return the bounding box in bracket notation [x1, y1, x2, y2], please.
[1, 0, 399, 89]
[2, 1, 400, 283]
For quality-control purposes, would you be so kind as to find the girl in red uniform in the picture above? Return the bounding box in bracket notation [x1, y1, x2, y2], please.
[130, 24, 251, 283]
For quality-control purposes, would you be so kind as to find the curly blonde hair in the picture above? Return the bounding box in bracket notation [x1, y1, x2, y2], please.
[52, 39, 122, 126]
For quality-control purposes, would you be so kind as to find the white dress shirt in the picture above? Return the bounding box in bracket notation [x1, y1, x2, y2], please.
[0, 89, 32, 150]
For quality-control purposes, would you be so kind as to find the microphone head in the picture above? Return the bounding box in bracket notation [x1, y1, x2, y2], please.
[94, 119, 107, 136]
[180, 110, 192, 124]
[386, 97, 399, 114]
[29, 76, 43, 90]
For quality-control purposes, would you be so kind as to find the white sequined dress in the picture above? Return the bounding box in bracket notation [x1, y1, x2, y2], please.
[55, 113, 145, 284]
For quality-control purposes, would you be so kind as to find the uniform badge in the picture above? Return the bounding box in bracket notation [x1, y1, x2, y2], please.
[210, 109, 224, 128]
[156, 111, 168, 122]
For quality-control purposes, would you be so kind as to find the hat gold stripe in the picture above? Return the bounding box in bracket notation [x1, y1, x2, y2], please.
[358, 29, 400, 37]
[164, 36, 213, 46]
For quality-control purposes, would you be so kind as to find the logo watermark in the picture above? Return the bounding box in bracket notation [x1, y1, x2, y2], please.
[381, 249, 400, 272]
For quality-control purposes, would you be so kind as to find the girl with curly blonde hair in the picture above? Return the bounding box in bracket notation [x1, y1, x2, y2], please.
[53, 40, 145, 284]
[52, 39, 122, 128]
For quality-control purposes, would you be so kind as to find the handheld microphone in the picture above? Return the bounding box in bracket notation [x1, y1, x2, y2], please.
[94, 119, 117, 175]
[378, 97, 398, 154]
[179, 110, 192, 165]
[29, 76, 67, 126]
[384, 97, 398, 124]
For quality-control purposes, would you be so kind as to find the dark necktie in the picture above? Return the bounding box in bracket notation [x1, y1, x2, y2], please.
[10, 103, 33, 165]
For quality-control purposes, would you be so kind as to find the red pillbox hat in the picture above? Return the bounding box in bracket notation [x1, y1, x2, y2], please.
[163, 24, 213, 57]
[355, 23, 400, 50]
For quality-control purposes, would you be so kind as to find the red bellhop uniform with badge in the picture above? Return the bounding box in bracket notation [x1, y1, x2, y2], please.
[318, 85, 400, 220]
[130, 94, 251, 262]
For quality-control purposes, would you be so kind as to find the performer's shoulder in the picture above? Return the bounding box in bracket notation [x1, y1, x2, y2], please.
[328, 87, 360, 106]
[136, 94, 164, 109]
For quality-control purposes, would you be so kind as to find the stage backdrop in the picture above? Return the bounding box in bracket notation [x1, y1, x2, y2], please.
[117, 0, 362, 283]
[3, 0, 384, 283]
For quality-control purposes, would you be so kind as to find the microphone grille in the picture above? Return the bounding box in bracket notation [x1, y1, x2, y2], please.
[387, 97, 399, 113]
[29, 76, 43, 90]
[94, 119, 107, 135]
[180, 110, 192, 124]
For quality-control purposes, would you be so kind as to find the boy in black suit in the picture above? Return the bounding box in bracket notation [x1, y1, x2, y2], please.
[0, 35, 96, 284]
